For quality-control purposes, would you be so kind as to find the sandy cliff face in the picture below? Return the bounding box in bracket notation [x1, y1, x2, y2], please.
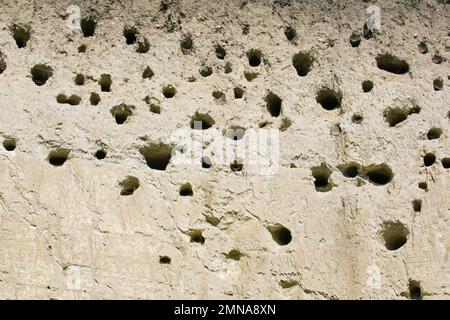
[0, 0, 449, 299]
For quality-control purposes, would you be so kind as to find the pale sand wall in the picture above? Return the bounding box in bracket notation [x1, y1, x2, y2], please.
[0, 0, 449, 299]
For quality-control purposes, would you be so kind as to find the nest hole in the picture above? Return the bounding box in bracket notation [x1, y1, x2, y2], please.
[90, 92, 101, 105]
[316, 88, 342, 110]
[247, 49, 262, 67]
[423, 153, 436, 167]
[80, 17, 96, 37]
[267, 225, 292, 246]
[95, 149, 106, 160]
[215, 45, 226, 59]
[384, 108, 408, 127]
[179, 183, 193, 196]
[3, 138, 16, 151]
[363, 164, 394, 185]
[31, 64, 53, 86]
[120, 176, 139, 196]
[412, 199, 422, 212]
[189, 230, 205, 244]
[427, 127, 442, 140]
[408, 280, 423, 300]
[10, 24, 30, 48]
[123, 26, 138, 45]
[375, 53, 409, 74]
[362, 80, 374, 93]
[442, 158, 450, 169]
[139, 143, 173, 171]
[284, 25, 297, 41]
[162, 85, 176, 98]
[110, 104, 134, 124]
[381, 221, 409, 251]
[312, 164, 332, 192]
[99, 74, 112, 92]
[48, 149, 70, 167]
[265, 92, 282, 117]
[292, 52, 314, 77]
[190, 113, 215, 130]
[159, 256, 171, 264]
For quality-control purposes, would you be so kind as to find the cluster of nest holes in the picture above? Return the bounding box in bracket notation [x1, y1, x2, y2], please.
[375, 53, 409, 74]
[162, 85, 176, 98]
[189, 230, 205, 244]
[144, 96, 161, 114]
[247, 49, 262, 67]
[215, 45, 226, 59]
[120, 176, 139, 196]
[57, 93, 82, 105]
[311, 164, 333, 192]
[99, 74, 112, 92]
[10, 24, 30, 48]
[190, 112, 215, 130]
[337, 163, 394, 186]
[142, 66, 154, 80]
[159, 256, 171, 264]
[267, 225, 292, 246]
[284, 25, 296, 41]
[2, 138, 16, 151]
[225, 127, 245, 141]
[139, 143, 173, 171]
[48, 149, 70, 167]
[31, 64, 53, 86]
[110, 104, 134, 124]
[199, 65, 213, 77]
[316, 88, 342, 110]
[292, 52, 314, 77]
[90, 92, 101, 105]
[265, 92, 282, 117]
[381, 221, 409, 251]
[80, 17, 97, 37]
[121, 26, 149, 52]
[179, 183, 193, 196]
[180, 33, 193, 54]
[383, 106, 420, 127]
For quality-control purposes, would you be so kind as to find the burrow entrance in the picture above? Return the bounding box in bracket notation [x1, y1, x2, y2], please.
[139, 143, 173, 171]
[267, 225, 292, 246]
[381, 221, 409, 251]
